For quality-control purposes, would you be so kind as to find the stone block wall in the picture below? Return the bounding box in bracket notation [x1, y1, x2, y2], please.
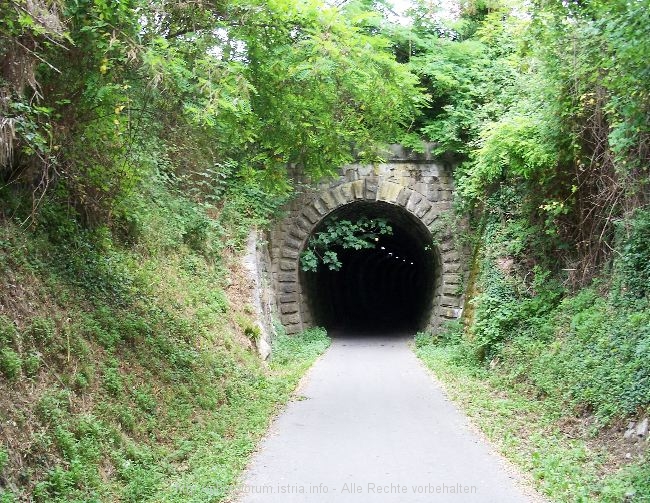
[262, 144, 469, 335]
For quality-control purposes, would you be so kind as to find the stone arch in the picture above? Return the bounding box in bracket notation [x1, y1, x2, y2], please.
[299, 198, 441, 332]
[272, 173, 465, 334]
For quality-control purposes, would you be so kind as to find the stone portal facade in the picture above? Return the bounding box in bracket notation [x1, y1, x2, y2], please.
[264, 144, 468, 335]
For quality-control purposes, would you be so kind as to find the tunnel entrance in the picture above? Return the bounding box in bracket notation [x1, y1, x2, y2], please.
[301, 201, 437, 334]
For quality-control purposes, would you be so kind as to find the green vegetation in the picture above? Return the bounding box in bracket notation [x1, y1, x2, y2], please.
[454, 212, 650, 426]
[413, 208, 650, 500]
[300, 217, 393, 272]
[402, 0, 649, 500]
[1, 0, 423, 233]
[2, 0, 649, 500]
[270, 327, 330, 368]
[0, 1, 408, 497]
[416, 321, 650, 502]
[0, 216, 330, 501]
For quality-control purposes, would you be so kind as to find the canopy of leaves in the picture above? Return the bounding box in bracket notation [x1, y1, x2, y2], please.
[1, 0, 425, 230]
[394, 0, 649, 284]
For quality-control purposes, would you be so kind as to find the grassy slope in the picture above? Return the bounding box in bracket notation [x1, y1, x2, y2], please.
[413, 208, 650, 502]
[0, 218, 329, 503]
[414, 332, 650, 502]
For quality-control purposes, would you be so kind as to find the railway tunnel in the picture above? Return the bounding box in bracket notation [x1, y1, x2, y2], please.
[300, 201, 437, 333]
[264, 147, 466, 338]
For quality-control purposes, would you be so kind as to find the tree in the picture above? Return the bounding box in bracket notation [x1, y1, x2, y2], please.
[1, 0, 426, 230]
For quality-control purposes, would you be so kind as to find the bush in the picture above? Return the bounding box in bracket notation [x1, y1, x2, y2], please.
[534, 295, 650, 420]
[0, 316, 18, 347]
[26, 318, 56, 346]
[616, 209, 650, 300]
[453, 208, 650, 422]
[22, 353, 41, 377]
[414, 331, 433, 349]
[102, 364, 123, 397]
[483, 285, 650, 422]
[0, 349, 21, 380]
[470, 263, 520, 358]
[270, 327, 330, 368]
[36, 390, 71, 425]
[470, 221, 563, 360]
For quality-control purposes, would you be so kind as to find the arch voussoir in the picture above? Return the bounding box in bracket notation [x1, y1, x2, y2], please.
[377, 181, 403, 204]
[301, 205, 320, 225]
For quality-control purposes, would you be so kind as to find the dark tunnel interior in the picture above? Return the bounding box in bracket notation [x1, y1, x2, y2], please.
[301, 202, 437, 334]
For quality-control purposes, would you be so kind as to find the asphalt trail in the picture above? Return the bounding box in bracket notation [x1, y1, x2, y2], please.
[235, 333, 542, 503]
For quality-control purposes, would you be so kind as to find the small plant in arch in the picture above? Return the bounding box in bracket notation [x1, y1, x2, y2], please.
[300, 217, 393, 272]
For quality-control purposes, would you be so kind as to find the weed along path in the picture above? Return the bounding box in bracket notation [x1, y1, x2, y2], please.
[234, 334, 542, 503]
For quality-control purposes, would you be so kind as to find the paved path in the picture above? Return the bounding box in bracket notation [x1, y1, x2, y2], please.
[235, 334, 541, 503]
